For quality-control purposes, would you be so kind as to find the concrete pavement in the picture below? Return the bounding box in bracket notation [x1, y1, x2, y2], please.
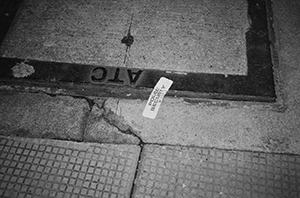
[1, 0, 300, 154]
[0, 0, 300, 197]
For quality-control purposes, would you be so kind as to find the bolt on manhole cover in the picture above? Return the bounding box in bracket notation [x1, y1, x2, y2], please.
[0, 0, 275, 102]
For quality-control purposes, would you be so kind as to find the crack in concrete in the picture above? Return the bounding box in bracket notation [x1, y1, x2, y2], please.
[99, 99, 144, 144]
[80, 97, 95, 142]
[129, 143, 144, 198]
[65, 96, 144, 144]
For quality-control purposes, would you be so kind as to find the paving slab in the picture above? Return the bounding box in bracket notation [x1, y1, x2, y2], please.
[0, 0, 248, 75]
[0, 136, 141, 198]
[133, 145, 300, 198]
[0, 91, 89, 141]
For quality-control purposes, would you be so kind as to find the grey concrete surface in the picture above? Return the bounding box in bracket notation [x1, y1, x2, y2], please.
[0, 0, 248, 75]
[0, 91, 89, 141]
[99, 0, 300, 154]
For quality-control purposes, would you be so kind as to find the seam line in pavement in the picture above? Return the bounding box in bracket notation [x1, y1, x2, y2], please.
[129, 143, 144, 198]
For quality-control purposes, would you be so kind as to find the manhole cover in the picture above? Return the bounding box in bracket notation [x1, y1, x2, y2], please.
[0, 0, 276, 102]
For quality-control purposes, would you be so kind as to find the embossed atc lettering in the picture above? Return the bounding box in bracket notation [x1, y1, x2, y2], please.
[91, 67, 143, 85]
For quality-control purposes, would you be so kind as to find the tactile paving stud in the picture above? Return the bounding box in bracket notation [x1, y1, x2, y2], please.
[0, 136, 140, 198]
[133, 145, 300, 198]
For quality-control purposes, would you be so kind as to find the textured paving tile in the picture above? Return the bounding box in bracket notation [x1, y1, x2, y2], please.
[133, 145, 300, 198]
[0, 136, 140, 198]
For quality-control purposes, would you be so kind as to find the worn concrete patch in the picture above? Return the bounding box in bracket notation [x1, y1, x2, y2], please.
[84, 104, 140, 145]
[0, 91, 89, 141]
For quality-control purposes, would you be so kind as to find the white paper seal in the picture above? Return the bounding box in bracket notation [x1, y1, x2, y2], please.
[142, 77, 173, 119]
